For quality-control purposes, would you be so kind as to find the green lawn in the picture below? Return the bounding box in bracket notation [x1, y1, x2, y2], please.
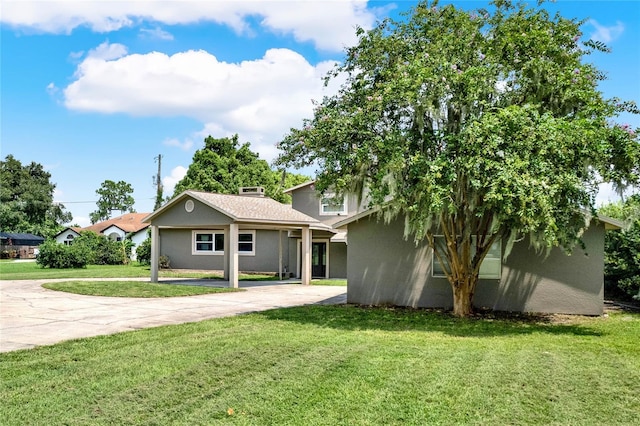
[0, 261, 280, 281]
[311, 278, 347, 286]
[42, 281, 243, 297]
[1, 305, 638, 425]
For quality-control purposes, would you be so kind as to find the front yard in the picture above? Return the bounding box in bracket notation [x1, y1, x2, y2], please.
[1, 305, 638, 425]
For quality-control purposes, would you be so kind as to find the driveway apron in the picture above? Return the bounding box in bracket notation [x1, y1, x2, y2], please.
[0, 279, 346, 352]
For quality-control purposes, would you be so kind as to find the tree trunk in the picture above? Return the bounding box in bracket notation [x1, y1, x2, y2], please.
[452, 278, 475, 317]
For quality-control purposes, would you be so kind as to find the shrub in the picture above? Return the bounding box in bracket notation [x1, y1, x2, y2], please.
[74, 231, 129, 265]
[137, 238, 151, 265]
[159, 255, 170, 269]
[36, 240, 89, 269]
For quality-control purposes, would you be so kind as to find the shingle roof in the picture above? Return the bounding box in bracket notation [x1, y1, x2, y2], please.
[144, 190, 330, 229]
[83, 213, 151, 234]
[188, 191, 322, 224]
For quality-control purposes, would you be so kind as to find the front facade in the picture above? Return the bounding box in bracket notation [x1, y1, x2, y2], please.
[338, 212, 621, 315]
[285, 181, 366, 278]
[143, 189, 338, 287]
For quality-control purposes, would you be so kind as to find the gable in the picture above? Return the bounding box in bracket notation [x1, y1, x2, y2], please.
[149, 196, 233, 227]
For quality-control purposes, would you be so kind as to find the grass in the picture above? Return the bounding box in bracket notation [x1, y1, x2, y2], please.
[311, 278, 347, 286]
[1, 305, 639, 425]
[0, 261, 282, 281]
[41, 281, 243, 297]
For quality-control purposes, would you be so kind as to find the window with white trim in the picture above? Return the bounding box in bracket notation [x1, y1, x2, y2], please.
[432, 236, 502, 279]
[192, 230, 256, 256]
[319, 194, 347, 216]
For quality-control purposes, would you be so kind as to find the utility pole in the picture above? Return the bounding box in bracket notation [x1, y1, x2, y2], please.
[153, 154, 163, 210]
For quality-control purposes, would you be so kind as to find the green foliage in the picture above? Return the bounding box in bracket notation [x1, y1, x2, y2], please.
[90, 180, 136, 224]
[73, 231, 130, 265]
[600, 194, 640, 300]
[136, 237, 151, 265]
[158, 255, 170, 269]
[0, 155, 72, 238]
[276, 0, 640, 316]
[42, 281, 242, 297]
[36, 240, 89, 269]
[173, 134, 309, 203]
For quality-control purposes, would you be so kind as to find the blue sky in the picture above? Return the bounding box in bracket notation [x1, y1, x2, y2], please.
[2, 0, 638, 227]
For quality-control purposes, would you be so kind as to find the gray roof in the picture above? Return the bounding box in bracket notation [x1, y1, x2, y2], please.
[283, 180, 315, 194]
[145, 190, 331, 229]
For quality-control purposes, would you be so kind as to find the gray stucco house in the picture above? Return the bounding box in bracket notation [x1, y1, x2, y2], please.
[335, 210, 623, 315]
[143, 185, 351, 287]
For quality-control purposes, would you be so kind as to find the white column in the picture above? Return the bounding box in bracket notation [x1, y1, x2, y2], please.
[278, 230, 283, 280]
[223, 226, 230, 280]
[150, 225, 159, 282]
[229, 223, 239, 288]
[301, 226, 311, 285]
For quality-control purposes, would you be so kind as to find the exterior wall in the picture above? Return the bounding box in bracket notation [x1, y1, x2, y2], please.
[347, 216, 605, 315]
[329, 242, 347, 278]
[102, 225, 125, 241]
[290, 184, 361, 226]
[158, 228, 289, 273]
[152, 197, 232, 227]
[55, 230, 80, 245]
[130, 230, 148, 261]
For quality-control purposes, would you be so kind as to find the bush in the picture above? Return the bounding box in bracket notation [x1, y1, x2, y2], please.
[137, 238, 151, 265]
[74, 231, 129, 265]
[36, 240, 89, 269]
[159, 255, 170, 269]
[604, 223, 640, 301]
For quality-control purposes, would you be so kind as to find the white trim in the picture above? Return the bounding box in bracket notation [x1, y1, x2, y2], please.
[191, 229, 256, 256]
[432, 236, 502, 279]
[319, 194, 348, 216]
[192, 230, 224, 255]
[237, 230, 256, 256]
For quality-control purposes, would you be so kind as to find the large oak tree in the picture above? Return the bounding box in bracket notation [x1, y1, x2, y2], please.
[276, 0, 640, 316]
[174, 134, 308, 203]
[0, 155, 72, 237]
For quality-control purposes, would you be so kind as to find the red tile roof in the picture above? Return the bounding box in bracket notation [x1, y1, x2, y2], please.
[83, 213, 150, 234]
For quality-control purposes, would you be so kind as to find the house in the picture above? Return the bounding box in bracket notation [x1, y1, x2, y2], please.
[142, 186, 352, 287]
[283, 180, 367, 279]
[54, 213, 150, 260]
[334, 210, 624, 315]
[0, 232, 45, 259]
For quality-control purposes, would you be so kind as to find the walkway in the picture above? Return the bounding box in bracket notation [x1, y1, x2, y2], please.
[0, 278, 346, 353]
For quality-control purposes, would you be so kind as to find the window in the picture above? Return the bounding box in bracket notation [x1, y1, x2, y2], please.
[192, 230, 255, 256]
[432, 236, 502, 279]
[64, 234, 74, 246]
[238, 231, 255, 255]
[320, 194, 347, 216]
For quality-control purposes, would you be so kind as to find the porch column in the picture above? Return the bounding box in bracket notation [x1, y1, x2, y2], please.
[223, 227, 229, 280]
[278, 230, 283, 280]
[301, 225, 311, 285]
[150, 225, 159, 282]
[228, 223, 239, 288]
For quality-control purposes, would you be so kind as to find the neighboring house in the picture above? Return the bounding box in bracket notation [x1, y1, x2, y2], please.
[143, 187, 344, 287]
[54, 228, 82, 246]
[54, 213, 150, 260]
[0, 232, 45, 259]
[335, 211, 624, 315]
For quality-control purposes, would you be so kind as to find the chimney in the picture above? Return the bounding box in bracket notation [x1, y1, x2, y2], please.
[238, 186, 265, 197]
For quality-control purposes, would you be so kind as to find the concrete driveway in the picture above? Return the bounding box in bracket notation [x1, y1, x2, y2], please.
[0, 278, 346, 353]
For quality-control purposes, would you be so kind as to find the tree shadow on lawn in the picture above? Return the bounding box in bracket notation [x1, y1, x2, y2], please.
[257, 304, 606, 338]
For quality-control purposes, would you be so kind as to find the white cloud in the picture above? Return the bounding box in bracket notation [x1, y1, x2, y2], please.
[2, 0, 379, 52]
[139, 27, 174, 41]
[163, 137, 194, 151]
[163, 166, 188, 196]
[46, 82, 58, 95]
[87, 41, 128, 60]
[63, 44, 342, 162]
[588, 19, 625, 43]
